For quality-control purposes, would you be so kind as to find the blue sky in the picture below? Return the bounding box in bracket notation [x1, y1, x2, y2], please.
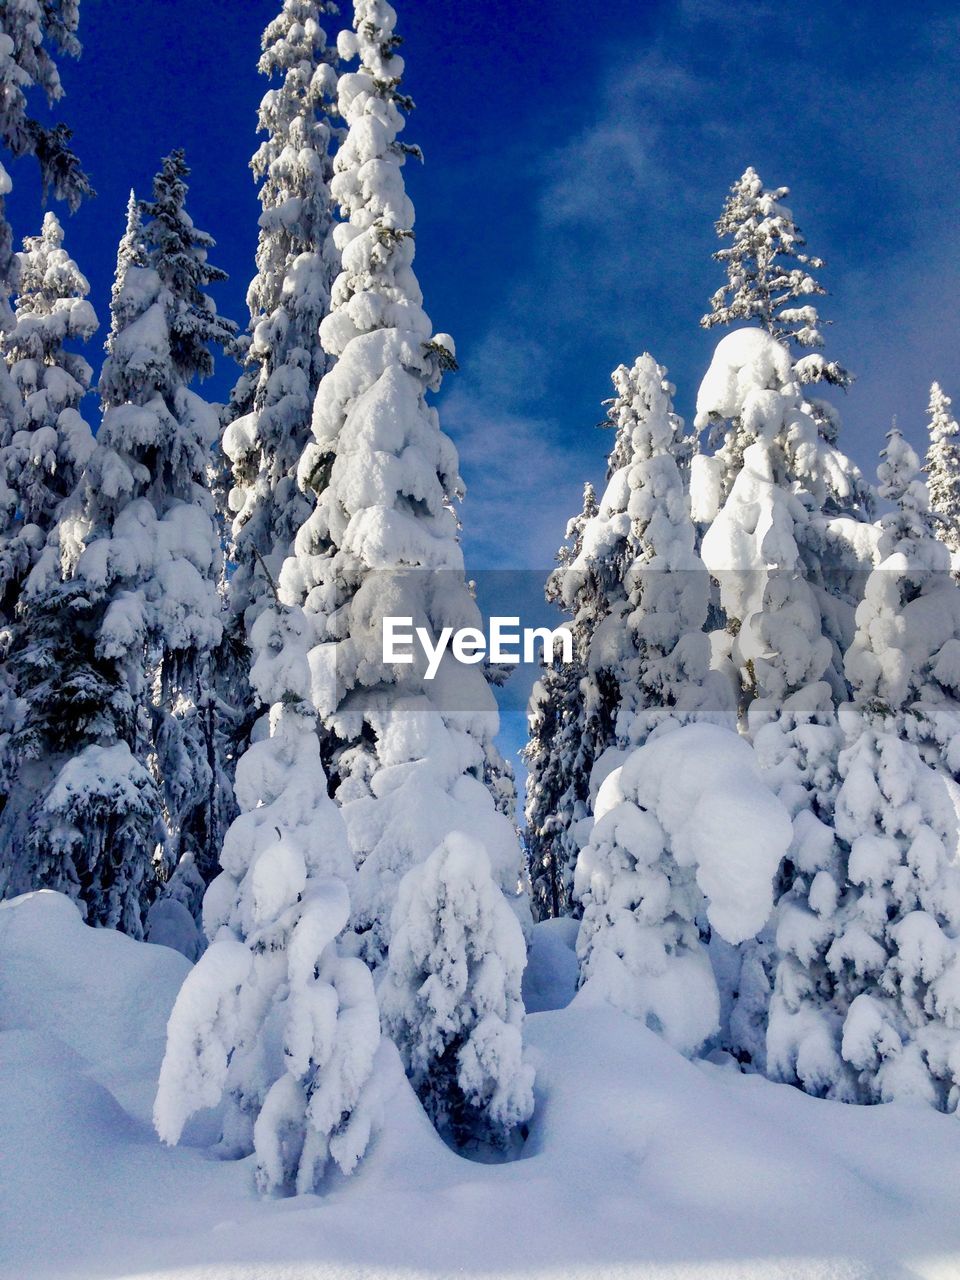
[7, 0, 960, 776]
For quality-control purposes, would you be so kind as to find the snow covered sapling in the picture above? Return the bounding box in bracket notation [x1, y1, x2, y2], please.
[155, 603, 381, 1194]
[575, 724, 789, 1057]
[925, 382, 960, 556]
[380, 832, 534, 1149]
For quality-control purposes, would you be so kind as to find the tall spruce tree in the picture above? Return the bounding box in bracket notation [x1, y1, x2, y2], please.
[925, 382, 960, 557]
[222, 0, 340, 632]
[524, 355, 724, 921]
[273, 0, 534, 1144]
[3, 156, 234, 937]
[695, 329, 854, 1070]
[213, 2, 342, 842]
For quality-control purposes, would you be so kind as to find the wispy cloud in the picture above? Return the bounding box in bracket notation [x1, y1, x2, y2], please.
[444, 0, 960, 587]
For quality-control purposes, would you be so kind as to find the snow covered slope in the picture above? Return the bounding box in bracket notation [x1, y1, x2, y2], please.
[3, 891, 960, 1280]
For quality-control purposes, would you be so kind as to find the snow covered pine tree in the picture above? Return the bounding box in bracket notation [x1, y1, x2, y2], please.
[769, 427, 960, 1107]
[0, 212, 98, 899]
[219, 0, 341, 765]
[0, 0, 92, 842]
[525, 353, 727, 920]
[6, 153, 234, 939]
[154, 5, 385, 1194]
[701, 166, 850, 397]
[278, 0, 535, 1147]
[155, 602, 382, 1193]
[925, 382, 960, 557]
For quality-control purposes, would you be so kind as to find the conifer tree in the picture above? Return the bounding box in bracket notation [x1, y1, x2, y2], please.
[2, 212, 97, 539]
[0, 211, 100, 899]
[524, 356, 725, 920]
[575, 723, 789, 1058]
[0, 1, 92, 822]
[611, 353, 725, 746]
[3, 156, 234, 936]
[380, 832, 534, 1149]
[701, 167, 849, 390]
[0, 210, 96, 647]
[925, 382, 960, 556]
[523, 482, 601, 921]
[277, 0, 533, 1143]
[222, 0, 340, 633]
[768, 428, 960, 1107]
[695, 329, 854, 1068]
[106, 190, 146, 348]
[155, 603, 381, 1193]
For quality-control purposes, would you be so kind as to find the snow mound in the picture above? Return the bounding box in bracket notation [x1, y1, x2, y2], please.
[576, 724, 790, 1055]
[0, 890, 190, 1123]
[4, 891, 960, 1279]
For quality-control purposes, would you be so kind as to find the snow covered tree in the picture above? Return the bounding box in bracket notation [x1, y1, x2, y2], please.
[925, 382, 960, 557]
[0, 0, 92, 823]
[3, 155, 234, 936]
[693, 329, 868, 1068]
[221, 0, 341, 635]
[768, 428, 960, 1108]
[523, 482, 601, 921]
[0, 0, 91, 220]
[611, 353, 727, 747]
[380, 832, 534, 1149]
[524, 354, 727, 921]
[575, 723, 788, 1057]
[701, 167, 849, 391]
[155, 603, 382, 1193]
[1, 211, 97, 548]
[105, 190, 146, 351]
[272, 0, 532, 1143]
[0, 210, 97, 838]
[284, 0, 523, 934]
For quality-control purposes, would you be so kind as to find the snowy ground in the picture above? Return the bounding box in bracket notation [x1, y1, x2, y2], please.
[3, 894, 960, 1280]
